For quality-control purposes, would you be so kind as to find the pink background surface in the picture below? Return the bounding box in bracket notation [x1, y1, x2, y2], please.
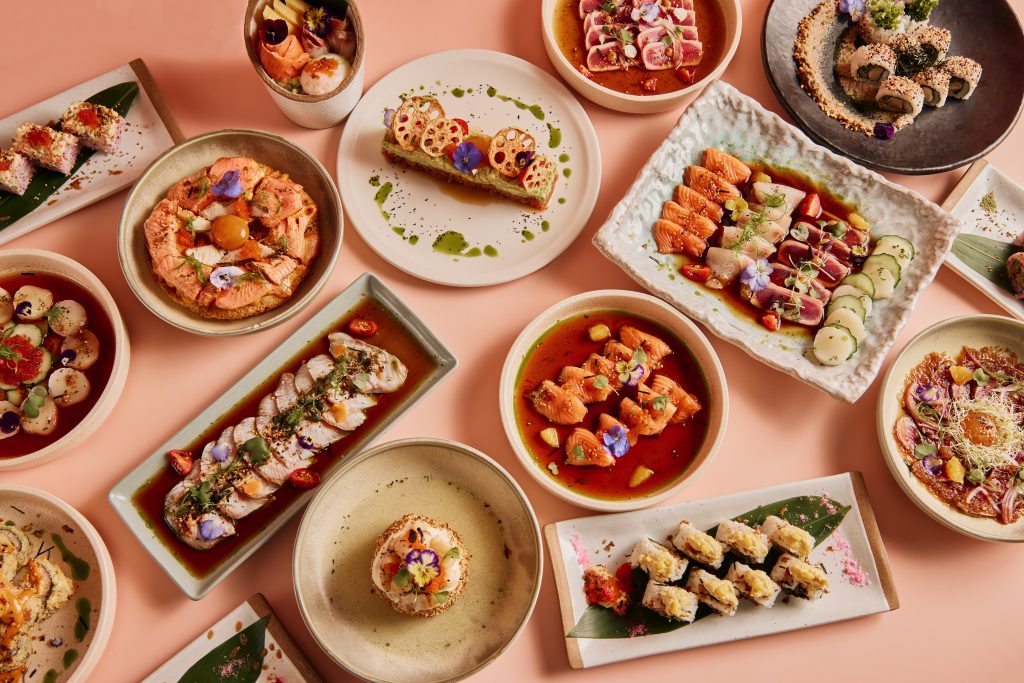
[4, 0, 1024, 680]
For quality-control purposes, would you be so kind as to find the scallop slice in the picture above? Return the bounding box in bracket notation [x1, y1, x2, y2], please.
[20, 394, 57, 435]
[60, 329, 100, 370]
[48, 300, 88, 337]
[0, 400, 21, 440]
[0, 287, 13, 325]
[48, 368, 91, 407]
[13, 286, 54, 321]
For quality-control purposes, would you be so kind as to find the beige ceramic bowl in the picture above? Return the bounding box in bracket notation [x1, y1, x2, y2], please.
[877, 314, 1024, 542]
[540, 0, 742, 114]
[499, 289, 729, 512]
[0, 249, 130, 471]
[244, 0, 367, 128]
[0, 485, 117, 683]
[293, 438, 543, 683]
[117, 129, 343, 336]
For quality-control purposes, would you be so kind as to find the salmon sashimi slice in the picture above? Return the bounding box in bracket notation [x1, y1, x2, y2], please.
[581, 353, 621, 389]
[531, 380, 587, 425]
[674, 184, 724, 222]
[565, 428, 615, 467]
[215, 278, 275, 310]
[620, 394, 675, 436]
[653, 219, 707, 257]
[637, 381, 678, 427]
[619, 326, 673, 367]
[144, 200, 209, 302]
[701, 148, 752, 185]
[259, 34, 310, 83]
[254, 255, 300, 285]
[166, 170, 215, 214]
[209, 157, 265, 194]
[603, 340, 652, 384]
[650, 374, 702, 424]
[558, 366, 614, 403]
[661, 201, 717, 239]
[252, 176, 303, 228]
[684, 165, 741, 205]
[268, 214, 309, 262]
[596, 412, 638, 447]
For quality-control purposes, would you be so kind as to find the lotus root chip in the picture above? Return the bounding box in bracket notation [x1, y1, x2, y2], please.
[392, 97, 446, 151]
[520, 155, 555, 192]
[488, 127, 536, 177]
[420, 118, 464, 157]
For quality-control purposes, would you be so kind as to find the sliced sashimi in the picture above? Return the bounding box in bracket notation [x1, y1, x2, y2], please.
[558, 365, 614, 403]
[650, 374, 701, 423]
[661, 202, 717, 238]
[251, 176, 303, 228]
[684, 166, 741, 205]
[748, 282, 825, 326]
[674, 184, 724, 222]
[776, 240, 850, 286]
[531, 380, 587, 425]
[619, 325, 673, 367]
[565, 427, 615, 467]
[209, 157, 265, 194]
[654, 219, 708, 257]
[701, 148, 751, 185]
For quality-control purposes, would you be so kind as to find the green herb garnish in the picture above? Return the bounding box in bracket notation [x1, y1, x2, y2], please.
[973, 368, 990, 387]
[239, 436, 271, 466]
[914, 442, 937, 459]
[177, 254, 207, 285]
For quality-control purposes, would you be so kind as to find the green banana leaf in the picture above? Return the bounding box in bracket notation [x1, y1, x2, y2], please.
[566, 495, 851, 639]
[0, 81, 139, 231]
[951, 233, 1024, 293]
[176, 616, 269, 683]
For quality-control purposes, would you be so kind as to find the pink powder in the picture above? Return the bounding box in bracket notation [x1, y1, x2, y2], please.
[570, 533, 592, 569]
[820, 492, 838, 515]
[833, 532, 870, 587]
[628, 624, 647, 638]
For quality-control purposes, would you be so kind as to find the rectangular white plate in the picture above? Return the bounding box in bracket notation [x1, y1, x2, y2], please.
[546, 472, 898, 669]
[593, 81, 961, 403]
[941, 159, 1024, 322]
[0, 58, 183, 245]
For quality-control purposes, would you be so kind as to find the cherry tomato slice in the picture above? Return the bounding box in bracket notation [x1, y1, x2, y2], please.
[798, 193, 822, 220]
[288, 468, 321, 489]
[347, 318, 379, 337]
[761, 312, 782, 332]
[168, 449, 194, 476]
[681, 264, 712, 282]
[451, 118, 469, 136]
[615, 562, 633, 590]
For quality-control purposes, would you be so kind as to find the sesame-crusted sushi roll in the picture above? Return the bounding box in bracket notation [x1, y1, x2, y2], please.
[0, 149, 34, 195]
[876, 75, 924, 116]
[686, 569, 738, 616]
[725, 562, 781, 608]
[12, 123, 80, 175]
[715, 519, 771, 564]
[858, 4, 908, 44]
[850, 43, 897, 83]
[642, 580, 698, 623]
[60, 101, 125, 155]
[911, 24, 951, 64]
[672, 521, 724, 569]
[629, 537, 688, 583]
[944, 56, 982, 100]
[770, 553, 829, 601]
[761, 515, 815, 560]
[913, 67, 951, 107]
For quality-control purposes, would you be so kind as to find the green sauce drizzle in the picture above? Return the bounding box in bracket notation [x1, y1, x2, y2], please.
[484, 245, 499, 257]
[464, 247, 482, 257]
[432, 231, 470, 255]
[408, 235, 419, 245]
[558, 153, 570, 163]
[451, 88, 466, 98]
[51, 534, 89, 581]
[485, 86, 545, 120]
[74, 598, 91, 642]
[557, 197, 566, 205]
[562, 168, 572, 178]
[541, 220, 550, 232]
[546, 124, 561, 148]
[369, 175, 380, 187]
[43, 670, 59, 683]
[392, 227, 406, 237]
[63, 649, 79, 669]
[486, 86, 497, 97]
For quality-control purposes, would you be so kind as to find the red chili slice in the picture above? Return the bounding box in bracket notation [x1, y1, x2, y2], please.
[681, 264, 712, 282]
[347, 319, 378, 337]
[288, 468, 321, 489]
[168, 449, 194, 476]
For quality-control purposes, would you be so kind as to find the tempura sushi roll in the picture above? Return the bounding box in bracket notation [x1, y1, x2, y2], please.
[876, 76, 924, 116]
[913, 67, 951, 107]
[850, 43, 897, 83]
[715, 519, 771, 564]
[911, 25, 951, 64]
[60, 101, 125, 155]
[725, 562, 781, 608]
[629, 537, 688, 583]
[0, 149, 34, 196]
[762, 515, 814, 559]
[944, 56, 982, 100]
[672, 521, 724, 569]
[686, 569, 738, 616]
[583, 564, 631, 616]
[642, 581, 698, 623]
[12, 123, 80, 175]
[770, 553, 829, 601]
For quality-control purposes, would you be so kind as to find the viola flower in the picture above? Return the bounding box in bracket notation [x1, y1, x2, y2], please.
[211, 443, 230, 462]
[303, 6, 331, 37]
[916, 384, 942, 402]
[838, 0, 866, 21]
[199, 518, 225, 541]
[212, 170, 244, 199]
[383, 107, 396, 128]
[515, 150, 535, 170]
[630, 2, 660, 23]
[404, 549, 440, 588]
[298, 435, 315, 450]
[451, 141, 483, 174]
[262, 19, 289, 46]
[601, 425, 630, 458]
[740, 258, 772, 292]
[0, 410, 18, 435]
[874, 122, 895, 140]
[210, 266, 245, 290]
[616, 359, 644, 387]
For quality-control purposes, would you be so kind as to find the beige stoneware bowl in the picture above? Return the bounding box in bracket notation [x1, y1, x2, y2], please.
[0, 249, 130, 471]
[293, 438, 542, 683]
[540, 0, 742, 114]
[498, 289, 729, 512]
[117, 129, 343, 336]
[877, 314, 1024, 542]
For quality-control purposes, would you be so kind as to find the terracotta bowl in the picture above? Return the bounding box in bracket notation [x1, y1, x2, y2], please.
[540, 0, 742, 114]
[498, 289, 729, 512]
[0, 249, 130, 471]
[117, 129, 343, 337]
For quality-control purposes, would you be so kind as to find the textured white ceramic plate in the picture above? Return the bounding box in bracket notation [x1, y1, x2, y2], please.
[547, 472, 897, 669]
[877, 314, 1024, 542]
[593, 81, 961, 403]
[337, 49, 600, 287]
[293, 438, 542, 683]
[941, 160, 1024, 323]
[0, 485, 116, 683]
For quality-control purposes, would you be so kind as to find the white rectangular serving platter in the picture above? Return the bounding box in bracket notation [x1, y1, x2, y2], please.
[0, 58, 183, 245]
[941, 159, 1024, 322]
[593, 80, 961, 403]
[546, 472, 898, 669]
[109, 273, 458, 600]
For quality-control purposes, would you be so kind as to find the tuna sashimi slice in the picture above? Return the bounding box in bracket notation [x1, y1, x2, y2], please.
[748, 283, 826, 326]
[587, 43, 625, 72]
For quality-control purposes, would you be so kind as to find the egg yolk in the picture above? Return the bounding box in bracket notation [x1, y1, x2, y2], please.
[961, 411, 998, 447]
[211, 215, 249, 250]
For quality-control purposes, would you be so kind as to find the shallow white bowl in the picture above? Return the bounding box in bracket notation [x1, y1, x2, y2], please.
[498, 289, 728, 512]
[540, 0, 742, 114]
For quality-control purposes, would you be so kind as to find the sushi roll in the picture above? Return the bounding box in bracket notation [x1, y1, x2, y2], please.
[672, 521, 724, 569]
[686, 569, 738, 616]
[12, 123, 80, 175]
[876, 76, 924, 116]
[0, 149, 34, 196]
[725, 562, 781, 608]
[761, 515, 815, 559]
[911, 24, 951, 64]
[770, 553, 829, 601]
[913, 67, 950, 107]
[641, 580, 698, 623]
[850, 43, 897, 83]
[629, 537, 688, 583]
[944, 56, 983, 100]
[299, 53, 351, 96]
[583, 565, 631, 616]
[858, 2, 908, 44]
[60, 101, 125, 155]
[715, 519, 771, 564]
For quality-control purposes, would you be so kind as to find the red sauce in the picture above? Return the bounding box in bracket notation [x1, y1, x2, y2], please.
[131, 297, 438, 578]
[552, 0, 727, 96]
[0, 273, 116, 459]
[513, 310, 710, 501]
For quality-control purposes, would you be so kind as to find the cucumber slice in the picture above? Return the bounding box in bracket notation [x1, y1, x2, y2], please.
[873, 235, 915, 271]
[864, 253, 902, 282]
[831, 285, 873, 317]
[6, 388, 23, 405]
[841, 272, 876, 299]
[828, 295, 867, 320]
[825, 309, 866, 344]
[9, 323, 43, 346]
[863, 258, 898, 299]
[0, 380, 16, 392]
[23, 349, 52, 385]
[813, 325, 858, 366]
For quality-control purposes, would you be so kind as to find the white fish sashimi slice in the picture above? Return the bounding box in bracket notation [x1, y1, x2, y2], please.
[176, 512, 236, 551]
[322, 407, 366, 431]
[217, 489, 263, 520]
[197, 441, 220, 479]
[258, 394, 279, 418]
[751, 182, 806, 217]
[233, 417, 259, 445]
[164, 467, 201, 510]
[268, 434, 312, 471]
[306, 354, 335, 381]
[274, 373, 300, 412]
[294, 362, 316, 394]
[297, 420, 345, 449]
[329, 332, 409, 393]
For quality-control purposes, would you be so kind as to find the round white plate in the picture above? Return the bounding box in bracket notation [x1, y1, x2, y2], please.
[337, 49, 600, 287]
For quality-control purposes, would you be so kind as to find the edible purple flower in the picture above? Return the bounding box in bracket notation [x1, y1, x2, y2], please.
[49, 637, 63, 647]
[383, 107, 396, 128]
[630, 2, 660, 23]
[199, 518, 225, 541]
[211, 443, 230, 462]
[740, 258, 772, 292]
[451, 141, 484, 174]
[404, 549, 440, 588]
[0, 410, 18, 434]
[515, 150, 536, 170]
[303, 6, 332, 37]
[601, 425, 631, 458]
[14, 301, 30, 317]
[59, 349, 77, 367]
[838, 0, 865, 21]
[298, 435, 315, 450]
[212, 170, 243, 199]
[616, 360, 644, 387]
[874, 122, 895, 140]
[262, 19, 289, 46]
[209, 266, 245, 291]
[921, 453, 943, 475]
[916, 384, 942, 402]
